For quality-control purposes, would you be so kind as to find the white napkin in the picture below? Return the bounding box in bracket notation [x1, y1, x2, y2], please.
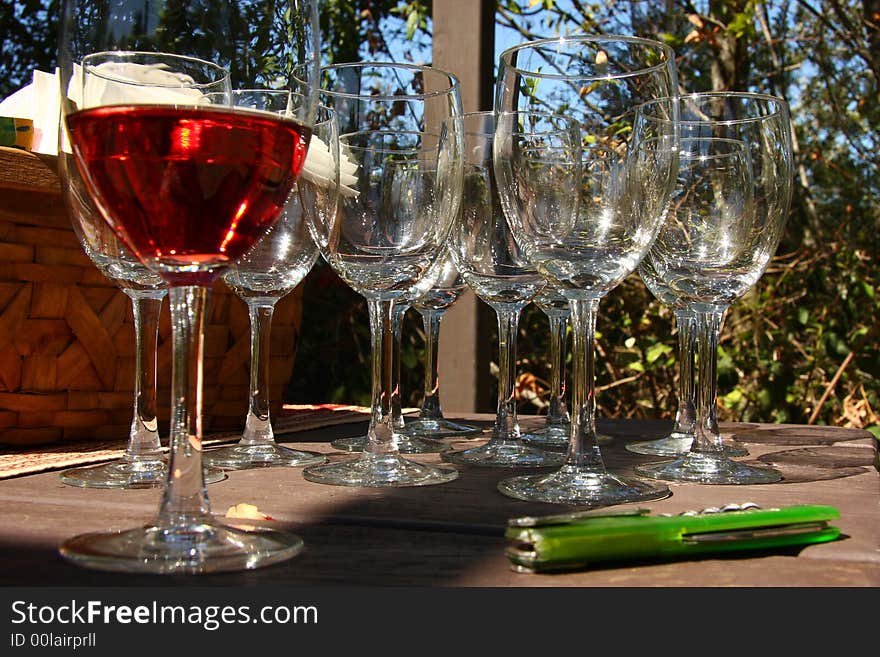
[300, 133, 358, 197]
[0, 69, 62, 155]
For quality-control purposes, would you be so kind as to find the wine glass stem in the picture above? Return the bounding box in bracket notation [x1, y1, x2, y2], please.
[391, 303, 409, 432]
[494, 304, 523, 441]
[365, 297, 402, 455]
[692, 307, 728, 454]
[242, 300, 276, 446]
[157, 285, 211, 528]
[545, 311, 570, 424]
[417, 308, 446, 421]
[565, 297, 604, 469]
[672, 308, 697, 436]
[122, 289, 165, 461]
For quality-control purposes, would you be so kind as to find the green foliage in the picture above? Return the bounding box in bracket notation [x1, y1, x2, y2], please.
[392, 1, 429, 40]
[0, 0, 60, 99]
[496, 0, 879, 435]
[320, 0, 432, 65]
[726, 3, 757, 39]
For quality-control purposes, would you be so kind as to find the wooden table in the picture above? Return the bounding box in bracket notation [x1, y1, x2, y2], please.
[0, 414, 877, 587]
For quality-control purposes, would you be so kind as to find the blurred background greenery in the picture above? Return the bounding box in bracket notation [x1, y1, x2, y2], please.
[3, 1, 877, 438]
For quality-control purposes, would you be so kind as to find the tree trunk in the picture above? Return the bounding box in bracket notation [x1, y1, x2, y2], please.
[709, 0, 751, 90]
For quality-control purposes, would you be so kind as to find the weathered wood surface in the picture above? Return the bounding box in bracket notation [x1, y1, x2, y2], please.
[0, 415, 876, 587]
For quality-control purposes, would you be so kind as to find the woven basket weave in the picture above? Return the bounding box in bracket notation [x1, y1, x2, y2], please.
[0, 146, 304, 446]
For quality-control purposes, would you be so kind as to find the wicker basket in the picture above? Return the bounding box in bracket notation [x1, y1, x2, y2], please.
[0, 146, 304, 446]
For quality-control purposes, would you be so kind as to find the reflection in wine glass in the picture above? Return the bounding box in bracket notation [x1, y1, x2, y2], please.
[634, 93, 793, 485]
[302, 63, 464, 487]
[202, 91, 332, 470]
[520, 289, 571, 448]
[493, 37, 677, 505]
[405, 249, 482, 440]
[442, 111, 565, 469]
[56, 0, 321, 574]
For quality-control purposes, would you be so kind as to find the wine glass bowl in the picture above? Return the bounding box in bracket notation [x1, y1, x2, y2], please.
[66, 115, 306, 287]
[80, 50, 228, 106]
[56, 0, 321, 573]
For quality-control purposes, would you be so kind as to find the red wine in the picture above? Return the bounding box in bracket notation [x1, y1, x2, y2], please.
[66, 104, 310, 286]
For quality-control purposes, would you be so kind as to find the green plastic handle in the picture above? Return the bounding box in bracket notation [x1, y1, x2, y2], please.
[505, 505, 841, 573]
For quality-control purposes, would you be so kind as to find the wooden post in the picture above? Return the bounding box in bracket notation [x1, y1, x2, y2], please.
[432, 0, 496, 412]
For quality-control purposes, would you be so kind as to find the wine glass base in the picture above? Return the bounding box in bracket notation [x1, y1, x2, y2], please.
[634, 452, 782, 485]
[302, 453, 458, 488]
[521, 426, 614, 448]
[59, 458, 226, 489]
[498, 464, 671, 507]
[202, 444, 326, 470]
[331, 433, 447, 454]
[520, 424, 569, 448]
[403, 417, 483, 440]
[59, 519, 303, 574]
[441, 439, 566, 469]
[626, 434, 748, 458]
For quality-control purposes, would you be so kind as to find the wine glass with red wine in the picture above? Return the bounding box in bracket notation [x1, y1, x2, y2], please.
[56, 0, 321, 574]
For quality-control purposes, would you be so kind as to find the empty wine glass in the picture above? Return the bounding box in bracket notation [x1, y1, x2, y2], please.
[625, 261, 746, 457]
[320, 191, 455, 456]
[301, 62, 464, 487]
[57, 0, 321, 573]
[634, 93, 793, 485]
[494, 36, 678, 506]
[202, 90, 332, 470]
[404, 248, 482, 440]
[520, 289, 571, 448]
[441, 111, 565, 469]
[58, 137, 226, 488]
